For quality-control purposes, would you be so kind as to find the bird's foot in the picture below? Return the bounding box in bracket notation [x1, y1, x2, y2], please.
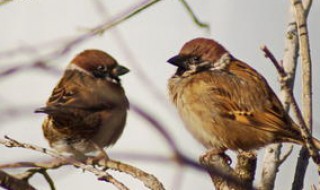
[200, 149, 232, 165]
[85, 142, 109, 169]
[85, 152, 109, 168]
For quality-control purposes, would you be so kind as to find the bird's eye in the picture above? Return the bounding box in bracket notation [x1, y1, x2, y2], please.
[193, 56, 200, 62]
[93, 65, 109, 78]
[97, 65, 107, 71]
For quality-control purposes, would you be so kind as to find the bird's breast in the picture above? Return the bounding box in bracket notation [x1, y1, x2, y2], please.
[169, 76, 224, 149]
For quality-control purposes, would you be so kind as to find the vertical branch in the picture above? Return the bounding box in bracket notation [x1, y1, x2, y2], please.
[291, 0, 318, 189]
[290, 0, 312, 130]
[199, 154, 255, 190]
[290, 0, 314, 190]
[259, 3, 299, 190]
[260, 0, 314, 189]
[234, 152, 257, 188]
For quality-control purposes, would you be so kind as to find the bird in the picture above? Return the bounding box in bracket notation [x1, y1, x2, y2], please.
[167, 37, 320, 161]
[35, 49, 129, 159]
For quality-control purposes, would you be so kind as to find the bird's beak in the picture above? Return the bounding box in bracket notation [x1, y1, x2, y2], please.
[35, 106, 55, 114]
[112, 65, 130, 76]
[34, 106, 64, 115]
[167, 55, 188, 69]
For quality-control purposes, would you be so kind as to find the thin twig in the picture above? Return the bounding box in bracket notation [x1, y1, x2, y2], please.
[178, 0, 209, 29]
[0, 137, 132, 190]
[261, 46, 320, 165]
[0, 136, 167, 190]
[98, 159, 165, 190]
[278, 145, 294, 165]
[260, 46, 286, 77]
[39, 169, 56, 190]
[0, 0, 162, 79]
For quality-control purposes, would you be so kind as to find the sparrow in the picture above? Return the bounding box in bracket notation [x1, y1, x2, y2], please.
[35, 49, 129, 158]
[167, 38, 320, 159]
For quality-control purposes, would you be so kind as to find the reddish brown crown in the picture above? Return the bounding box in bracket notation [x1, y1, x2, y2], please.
[179, 38, 229, 63]
[71, 49, 118, 72]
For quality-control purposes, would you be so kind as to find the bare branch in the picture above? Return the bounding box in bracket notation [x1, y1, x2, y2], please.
[98, 159, 165, 190]
[178, 0, 210, 29]
[199, 152, 256, 190]
[0, 170, 36, 190]
[234, 151, 257, 187]
[260, 45, 286, 77]
[0, 136, 163, 190]
[261, 46, 319, 164]
[261, 45, 320, 190]
[38, 169, 56, 190]
[289, 1, 320, 188]
[278, 145, 294, 165]
[260, 0, 314, 189]
[290, 0, 313, 130]
[0, 0, 162, 79]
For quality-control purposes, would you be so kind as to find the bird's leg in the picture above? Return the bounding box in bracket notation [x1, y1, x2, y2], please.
[200, 148, 232, 165]
[69, 147, 88, 162]
[85, 141, 109, 169]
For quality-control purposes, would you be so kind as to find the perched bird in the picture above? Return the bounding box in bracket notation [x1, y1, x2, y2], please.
[167, 38, 320, 159]
[35, 50, 129, 158]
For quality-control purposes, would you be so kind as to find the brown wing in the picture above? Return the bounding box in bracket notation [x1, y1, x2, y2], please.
[45, 72, 102, 139]
[206, 60, 300, 139]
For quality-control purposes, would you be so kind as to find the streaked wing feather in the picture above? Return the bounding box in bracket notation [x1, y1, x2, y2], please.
[206, 67, 295, 136]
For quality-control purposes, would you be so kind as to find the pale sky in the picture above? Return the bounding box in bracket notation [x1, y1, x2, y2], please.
[1, 0, 319, 189]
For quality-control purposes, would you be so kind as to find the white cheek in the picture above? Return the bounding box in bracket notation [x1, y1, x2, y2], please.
[66, 63, 92, 76]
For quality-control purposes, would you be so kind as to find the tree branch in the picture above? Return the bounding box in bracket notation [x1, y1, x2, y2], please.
[178, 0, 210, 29]
[260, 0, 314, 189]
[261, 44, 320, 189]
[0, 170, 36, 190]
[0, 0, 162, 79]
[199, 151, 256, 190]
[0, 136, 164, 190]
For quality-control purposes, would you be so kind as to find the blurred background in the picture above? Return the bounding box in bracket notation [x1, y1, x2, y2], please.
[0, 0, 319, 189]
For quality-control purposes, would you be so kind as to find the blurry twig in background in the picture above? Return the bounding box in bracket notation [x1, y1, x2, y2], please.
[91, 0, 170, 106]
[0, 0, 12, 6]
[179, 0, 210, 30]
[0, 0, 162, 79]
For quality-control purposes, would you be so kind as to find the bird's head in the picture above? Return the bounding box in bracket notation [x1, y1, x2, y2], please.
[68, 49, 129, 83]
[167, 38, 231, 76]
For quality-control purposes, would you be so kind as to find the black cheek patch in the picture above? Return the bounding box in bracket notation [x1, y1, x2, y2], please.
[92, 70, 107, 78]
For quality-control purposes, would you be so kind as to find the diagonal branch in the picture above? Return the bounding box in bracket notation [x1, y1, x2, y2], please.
[0, 170, 36, 190]
[0, 136, 160, 190]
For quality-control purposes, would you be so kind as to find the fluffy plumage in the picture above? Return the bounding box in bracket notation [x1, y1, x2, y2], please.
[36, 50, 129, 155]
[168, 38, 320, 153]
